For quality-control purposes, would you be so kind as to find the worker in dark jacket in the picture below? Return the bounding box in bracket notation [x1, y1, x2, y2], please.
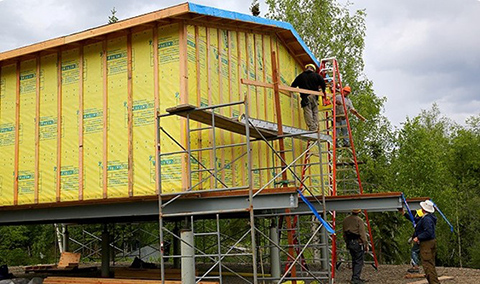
[343, 209, 368, 284]
[291, 64, 326, 131]
[413, 200, 439, 284]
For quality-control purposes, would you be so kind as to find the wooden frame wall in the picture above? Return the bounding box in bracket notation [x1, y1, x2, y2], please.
[1, 18, 306, 206]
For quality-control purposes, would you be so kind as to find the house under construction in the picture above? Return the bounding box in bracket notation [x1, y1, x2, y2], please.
[0, 3, 421, 284]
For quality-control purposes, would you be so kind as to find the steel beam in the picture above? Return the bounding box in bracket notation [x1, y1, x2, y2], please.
[0, 192, 423, 225]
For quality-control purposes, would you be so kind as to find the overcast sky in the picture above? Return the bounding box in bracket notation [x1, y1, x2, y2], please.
[1, 0, 479, 127]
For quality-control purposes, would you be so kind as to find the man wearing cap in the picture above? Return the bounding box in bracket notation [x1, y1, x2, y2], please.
[413, 200, 439, 284]
[343, 209, 368, 284]
[335, 86, 366, 147]
[291, 64, 327, 131]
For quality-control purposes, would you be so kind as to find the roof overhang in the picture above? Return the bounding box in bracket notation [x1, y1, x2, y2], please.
[0, 2, 318, 67]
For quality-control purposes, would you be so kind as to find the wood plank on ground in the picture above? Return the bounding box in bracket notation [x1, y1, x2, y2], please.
[406, 276, 454, 284]
[58, 252, 81, 268]
[113, 267, 182, 280]
[404, 273, 426, 279]
[44, 277, 218, 284]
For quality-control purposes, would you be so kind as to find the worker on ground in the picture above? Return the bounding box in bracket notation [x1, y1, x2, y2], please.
[291, 64, 327, 131]
[343, 209, 368, 284]
[335, 86, 366, 147]
[400, 208, 423, 274]
[413, 200, 440, 284]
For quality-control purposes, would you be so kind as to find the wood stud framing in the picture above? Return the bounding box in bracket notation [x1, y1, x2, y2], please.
[178, 21, 189, 190]
[14, 61, 20, 205]
[194, 25, 203, 188]
[34, 56, 41, 203]
[56, 52, 63, 202]
[154, 24, 160, 195]
[102, 40, 108, 199]
[0, 9, 312, 206]
[127, 31, 134, 197]
[78, 46, 84, 200]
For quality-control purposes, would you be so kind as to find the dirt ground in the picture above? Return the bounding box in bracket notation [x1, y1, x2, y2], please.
[7, 264, 480, 283]
[335, 264, 480, 284]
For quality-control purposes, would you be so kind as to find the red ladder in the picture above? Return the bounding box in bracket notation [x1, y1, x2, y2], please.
[319, 57, 378, 279]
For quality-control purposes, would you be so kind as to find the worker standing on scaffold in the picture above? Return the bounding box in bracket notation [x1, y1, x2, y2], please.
[291, 64, 327, 131]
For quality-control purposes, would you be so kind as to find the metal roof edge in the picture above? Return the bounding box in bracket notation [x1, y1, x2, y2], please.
[188, 2, 319, 66]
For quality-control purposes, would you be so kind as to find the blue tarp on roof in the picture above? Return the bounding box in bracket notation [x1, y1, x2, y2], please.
[188, 2, 319, 66]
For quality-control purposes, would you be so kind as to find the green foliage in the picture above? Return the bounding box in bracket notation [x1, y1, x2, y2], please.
[0, 225, 56, 265]
[266, 0, 368, 92]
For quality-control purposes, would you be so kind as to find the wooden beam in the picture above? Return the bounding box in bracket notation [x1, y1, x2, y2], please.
[206, 27, 213, 189]
[241, 78, 325, 97]
[218, 29, 225, 184]
[272, 49, 296, 279]
[227, 30, 235, 187]
[261, 34, 271, 184]
[34, 56, 41, 204]
[252, 34, 262, 186]
[127, 31, 134, 197]
[153, 24, 160, 195]
[56, 52, 62, 202]
[102, 40, 108, 199]
[178, 21, 189, 190]
[78, 46, 84, 200]
[237, 30, 246, 186]
[43, 276, 219, 284]
[195, 26, 203, 187]
[13, 61, 20, 205]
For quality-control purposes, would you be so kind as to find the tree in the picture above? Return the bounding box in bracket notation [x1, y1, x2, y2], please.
[108, 7, 119, 24]
[265, 0, 391, 159]
[250, 0, 260, 16]
[266, 0, 367, 91]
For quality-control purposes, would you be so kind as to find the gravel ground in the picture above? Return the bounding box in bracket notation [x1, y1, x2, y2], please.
[7, 264, 480, 283]
[335, 264, 480, 284]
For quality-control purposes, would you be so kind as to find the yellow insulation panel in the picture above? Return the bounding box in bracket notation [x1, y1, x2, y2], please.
[83, 42, 104, 200]
[0, 63, 16, 205]
[132, 29, 156, 196]
[18, 59, 37, 204]
[60, 48, 80, 201]
[0, 23, 325, 207]
[106, 36, 129, 198]
[39, 54, 58, 203]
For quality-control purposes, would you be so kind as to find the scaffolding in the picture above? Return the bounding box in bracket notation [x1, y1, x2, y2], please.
[157, 84, 336, 284]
